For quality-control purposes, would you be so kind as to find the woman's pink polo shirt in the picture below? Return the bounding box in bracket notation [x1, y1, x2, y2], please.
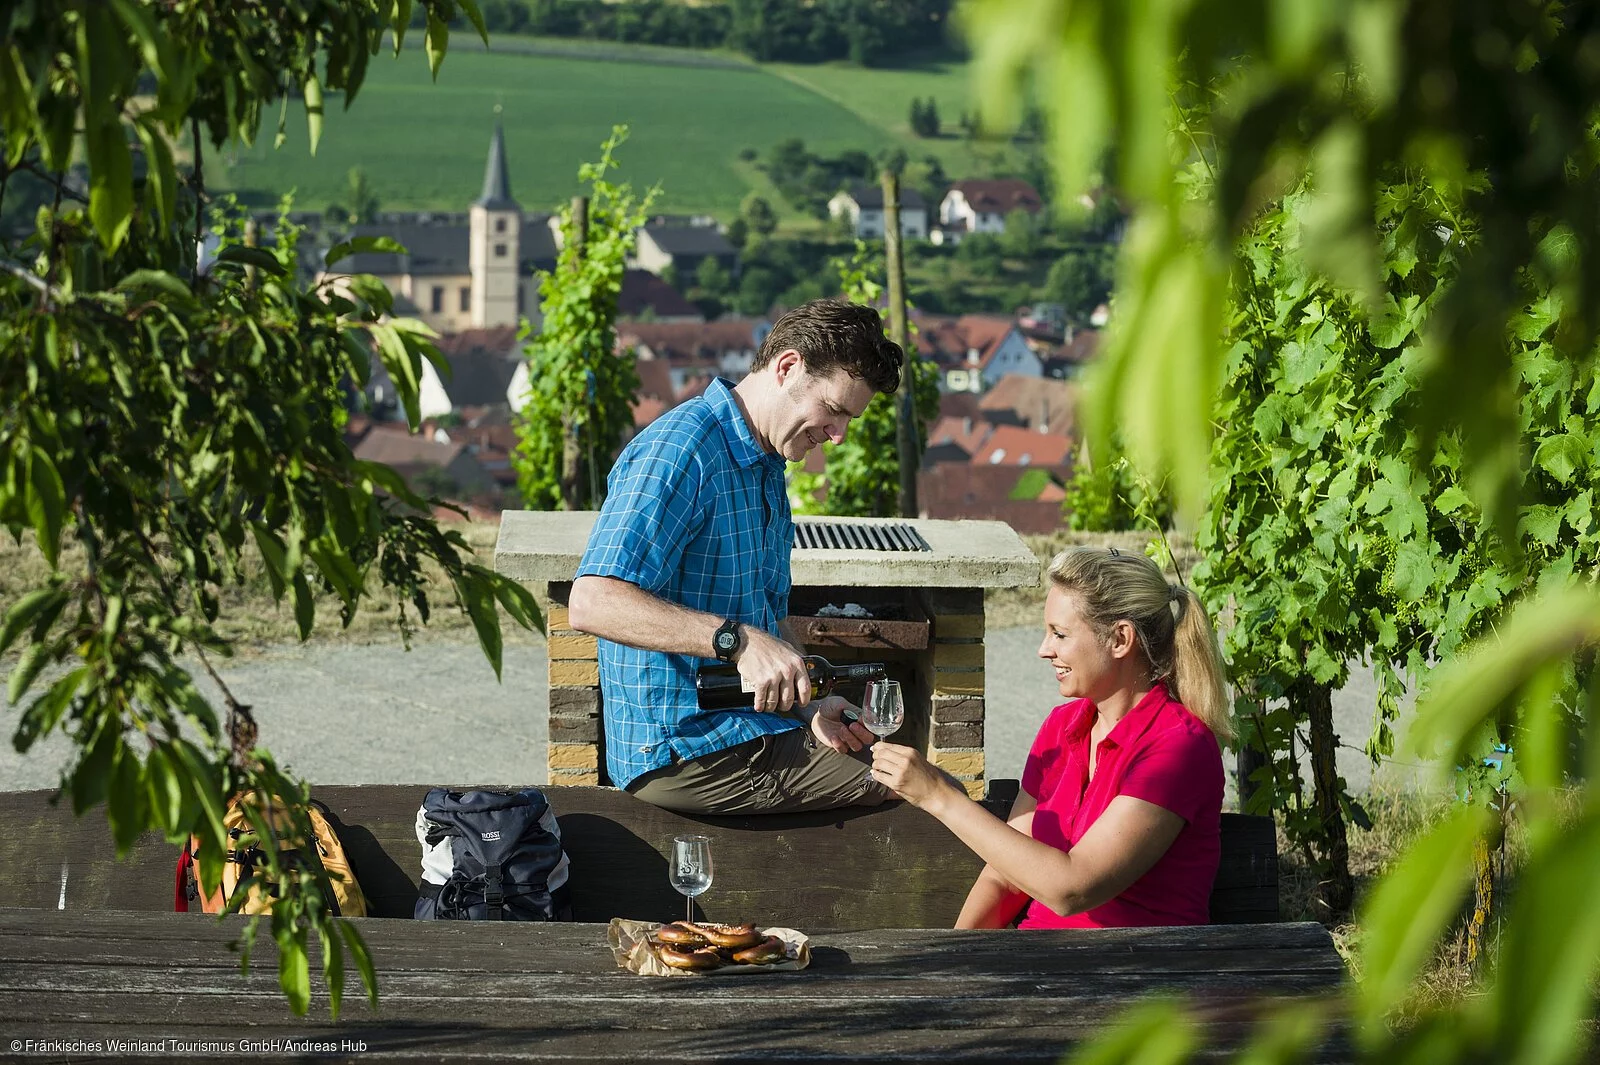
[1017, 683, 1223, 929]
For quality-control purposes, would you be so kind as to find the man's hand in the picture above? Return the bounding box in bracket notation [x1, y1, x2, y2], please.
[808, 695, 876, 753]
[736, 626, 811, 713]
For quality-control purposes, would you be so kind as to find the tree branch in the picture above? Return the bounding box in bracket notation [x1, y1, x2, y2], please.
[0, 259, 52, 296]
[0, 159, 90, 206]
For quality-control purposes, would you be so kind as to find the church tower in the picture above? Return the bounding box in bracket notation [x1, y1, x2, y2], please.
[469, 117, 521, 328]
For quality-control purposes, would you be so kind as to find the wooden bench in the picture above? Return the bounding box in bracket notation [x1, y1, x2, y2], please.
[1, 782, 1278, 927]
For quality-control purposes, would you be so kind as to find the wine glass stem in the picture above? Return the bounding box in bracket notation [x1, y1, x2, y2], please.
[686, 895, 693, 924]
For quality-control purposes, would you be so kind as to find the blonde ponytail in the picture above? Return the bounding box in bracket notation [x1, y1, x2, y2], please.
[1047, 548, 1232, 744]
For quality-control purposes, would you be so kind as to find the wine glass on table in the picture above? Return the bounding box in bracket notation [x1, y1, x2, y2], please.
[670, 834, 713, 924]
[859, 679, 905, 783]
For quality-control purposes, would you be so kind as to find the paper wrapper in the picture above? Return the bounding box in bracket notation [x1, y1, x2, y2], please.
[607, 919, 811, 977]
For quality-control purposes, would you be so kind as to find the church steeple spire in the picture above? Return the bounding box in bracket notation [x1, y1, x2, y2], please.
[475, 115, 518, 211]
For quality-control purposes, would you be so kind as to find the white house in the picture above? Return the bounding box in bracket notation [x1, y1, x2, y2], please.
[935, 180, 1044, 244]
[827, 186, 928, 241]
[913, 312, 1043, 393]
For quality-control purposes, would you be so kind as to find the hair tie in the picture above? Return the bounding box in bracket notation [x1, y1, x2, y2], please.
[1169, 585, 1182, 603]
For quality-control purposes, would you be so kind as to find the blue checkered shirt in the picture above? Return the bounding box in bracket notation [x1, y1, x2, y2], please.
[576, 379, 799, 789]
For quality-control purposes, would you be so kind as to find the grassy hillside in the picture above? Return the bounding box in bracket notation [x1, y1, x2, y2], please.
[764, 57, 1018, 175]
[212, 43, 968, 218]
[209, 38, 1013, 219]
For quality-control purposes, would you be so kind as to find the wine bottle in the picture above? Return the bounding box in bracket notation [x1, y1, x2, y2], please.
[695, 656, 887, 711]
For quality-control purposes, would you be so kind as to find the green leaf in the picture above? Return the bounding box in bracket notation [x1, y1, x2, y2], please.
[492, 575, 544, 635]
[1433, 485, 1471, 516]
[1517, 505, 1563, 548]
[1357, 805, 1489, 1032]
[1389, 540, 1435, 600]
[323, 235, 405, 269]
[276, 922, 312, 1016]
[340, 331, 374, 388]
[457, 576, 504, 681]
[68, 721, 118, 815]
[1491, 809, 1600, 1065]
[14, 666, 85, 754]
[370, 322, 421, 427]
[133, 116, 178, 228]
[0, 586, 66, 658]
[251, 526, 291, 601]
[339, 921, 379, 1007]
[143, 745, 185, 837]
[104, 741, 149, 855]
[116, 268, 195, 307]
[425, 10, 448, 80]
[322, 922, 345, 1021]
[7, 642, 50, 706]
[345, 274, 395, 316]
[303, 71, 324, 155]
[1533, 433, 1588, 486]
[1068, 998, 1196, 1065]
[214, 245, 288, 276]
[292, 571, 315, 641]
[109, 0, 172, 85]
[79, 9, 136, 250]
[1407, 586, 1600, 768]
[27, 446, 66, 567]
[458, 0, 490, 45]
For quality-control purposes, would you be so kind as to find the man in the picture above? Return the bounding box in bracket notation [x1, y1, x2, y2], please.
[567, 299, 905, 814]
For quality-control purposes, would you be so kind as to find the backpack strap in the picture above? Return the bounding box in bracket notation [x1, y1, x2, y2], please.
[484, 865, 504, 921]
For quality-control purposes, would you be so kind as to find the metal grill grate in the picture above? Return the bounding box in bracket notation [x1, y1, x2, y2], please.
[793, 520, 931, 552]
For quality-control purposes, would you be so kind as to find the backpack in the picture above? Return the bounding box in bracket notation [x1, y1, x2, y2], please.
[175, 793, 368, 918]
[414, 788, 572, 921]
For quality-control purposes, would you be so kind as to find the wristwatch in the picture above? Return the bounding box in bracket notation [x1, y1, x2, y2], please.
[712, 618, 743, 663]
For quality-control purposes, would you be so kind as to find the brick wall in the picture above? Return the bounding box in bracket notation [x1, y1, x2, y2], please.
[545, 582, 606, 786]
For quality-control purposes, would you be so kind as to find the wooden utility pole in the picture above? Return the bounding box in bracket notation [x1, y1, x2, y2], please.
[881, 170, 918, 517]
[561, 196, 589, 510]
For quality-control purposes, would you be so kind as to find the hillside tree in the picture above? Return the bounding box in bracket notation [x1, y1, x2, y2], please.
[512, 127, 657, 510]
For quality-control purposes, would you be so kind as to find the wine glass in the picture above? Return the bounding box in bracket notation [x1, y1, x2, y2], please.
[859, 679, 905, 783]
[669, 834, 713, 924]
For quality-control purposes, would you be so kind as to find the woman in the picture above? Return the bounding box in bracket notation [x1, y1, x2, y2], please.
[872, 546, 1231, 928]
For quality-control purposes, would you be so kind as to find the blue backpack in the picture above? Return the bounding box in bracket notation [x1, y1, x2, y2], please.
[414, 788, 573, 921]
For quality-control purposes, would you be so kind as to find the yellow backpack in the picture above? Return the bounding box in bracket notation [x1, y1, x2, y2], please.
[179, 794, 368, 918]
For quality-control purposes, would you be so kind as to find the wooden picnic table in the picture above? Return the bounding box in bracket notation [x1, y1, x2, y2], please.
[0, 907, 1349, 1063]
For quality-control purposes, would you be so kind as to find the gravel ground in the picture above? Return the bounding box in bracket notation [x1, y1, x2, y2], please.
[2, 627, 1441, 796]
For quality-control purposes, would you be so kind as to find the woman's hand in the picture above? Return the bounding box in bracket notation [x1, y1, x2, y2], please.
[871, 742, 955, 809]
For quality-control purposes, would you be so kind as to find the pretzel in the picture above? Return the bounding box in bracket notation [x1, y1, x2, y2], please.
[683, 921, 763, 950]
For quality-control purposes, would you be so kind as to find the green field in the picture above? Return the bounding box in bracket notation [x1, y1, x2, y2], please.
[210, 38, 1017, 219]
[213, 41, 987, 218]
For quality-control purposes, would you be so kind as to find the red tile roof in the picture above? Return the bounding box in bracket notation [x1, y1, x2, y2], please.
[917, 465, 1066, 534]
[910, 312, 1018, 368]
[926, 415, 993, 457]
[618, 269, 702, 321]
[617, 319, 763, 363]
[948, 179, 1044, 215]
[432, 326, 522, 358]
[978, 374, 1079, 437]
[969, 424, 1073, 468]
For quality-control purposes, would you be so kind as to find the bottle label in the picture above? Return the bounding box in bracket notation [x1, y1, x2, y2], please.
[742, 675, 757, 694]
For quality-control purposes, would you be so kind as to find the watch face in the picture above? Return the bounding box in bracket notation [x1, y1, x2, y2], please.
[715, 629, 738, 654]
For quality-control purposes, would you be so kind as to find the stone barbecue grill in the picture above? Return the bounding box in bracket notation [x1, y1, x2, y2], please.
[495, 513, 1038, 797]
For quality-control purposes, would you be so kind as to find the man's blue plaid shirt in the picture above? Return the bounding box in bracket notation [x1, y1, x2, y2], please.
[576, 379, 799, 789]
